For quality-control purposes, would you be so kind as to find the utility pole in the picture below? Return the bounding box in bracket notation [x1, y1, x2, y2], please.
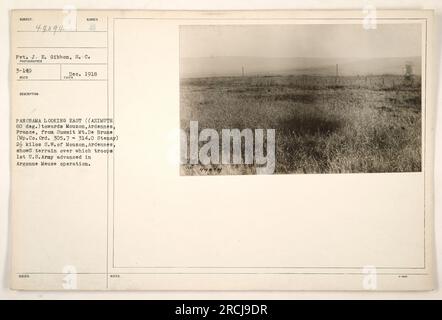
[404, 62, 413, 85]
[335, 64, 339, 84]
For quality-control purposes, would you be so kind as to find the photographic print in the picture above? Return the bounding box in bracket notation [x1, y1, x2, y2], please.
[179, 24, 422, 175]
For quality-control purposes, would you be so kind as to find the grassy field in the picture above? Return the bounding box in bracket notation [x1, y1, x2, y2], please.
[180, 74, 422, 175]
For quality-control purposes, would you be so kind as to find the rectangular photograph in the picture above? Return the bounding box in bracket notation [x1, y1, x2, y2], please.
[179, 24, 422, 175]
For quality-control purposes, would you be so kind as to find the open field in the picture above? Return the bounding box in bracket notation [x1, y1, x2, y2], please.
[180, 75, 422, 175]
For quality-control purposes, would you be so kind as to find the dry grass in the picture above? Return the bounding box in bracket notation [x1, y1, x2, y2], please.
[180, 75, 421, 175]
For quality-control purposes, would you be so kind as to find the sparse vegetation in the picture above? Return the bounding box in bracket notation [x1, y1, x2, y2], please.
[180, 74, 421, 174]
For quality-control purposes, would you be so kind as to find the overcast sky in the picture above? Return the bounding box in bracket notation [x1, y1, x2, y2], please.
[180, 24, 422, 59]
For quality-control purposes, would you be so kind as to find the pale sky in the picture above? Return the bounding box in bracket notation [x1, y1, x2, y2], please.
[180, 24, 422, 59]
